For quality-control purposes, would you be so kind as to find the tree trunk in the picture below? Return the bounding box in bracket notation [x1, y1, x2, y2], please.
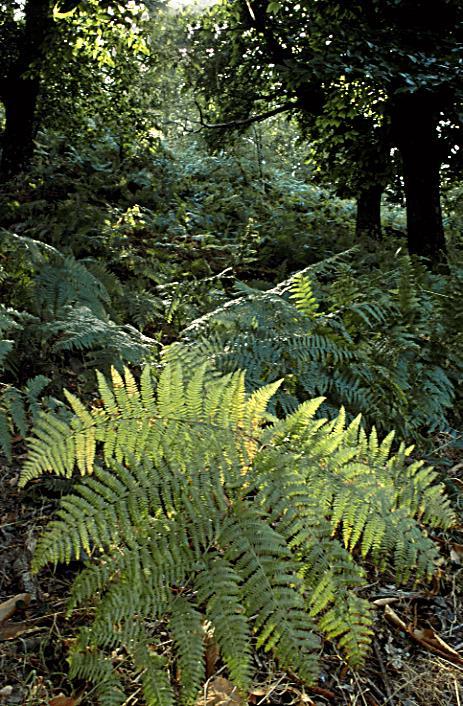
[355, 184, 382, 239]
[0, 77, 40, 180]
[0, 0, 52, 181]
[401, 146, 445, 262]
[391, 94, 446, 264]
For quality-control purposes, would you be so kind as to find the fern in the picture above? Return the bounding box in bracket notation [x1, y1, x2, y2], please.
[165, 259, 461, 440]
[396, 255, 421, 323]
[35, 256, 110, 319]
[0, 376, 50, 460]
[2, 232, 109, 317]
[44, 306, 158, 368]
[1, 232, 157, 372]
[21, 363, 454, 705]
[0, 305, 33, 370]
[170, 597, 205, 705]
[289, 273, 319, 319]
[0, 301, 51, 458]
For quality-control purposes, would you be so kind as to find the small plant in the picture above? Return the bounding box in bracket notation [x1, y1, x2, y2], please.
[21, 363, 454, 705]
[0, 304, 51, 458]
[0, 375, 51, 460]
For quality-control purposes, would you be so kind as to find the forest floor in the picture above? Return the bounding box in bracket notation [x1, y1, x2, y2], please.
[1, 445, 462, 706]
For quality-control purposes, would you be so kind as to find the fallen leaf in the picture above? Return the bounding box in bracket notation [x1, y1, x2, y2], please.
[0, 686, 13, 701]
[195, 677, 244, 705]
[450, 543, 463, 564]
[49, 695, 80, 706]
[384, 605, 463, 666]
[412, 627, 463, 661]
[372, 597, 399, 607]
[0, 620, 36, 641]
[0, 594, 31, 624]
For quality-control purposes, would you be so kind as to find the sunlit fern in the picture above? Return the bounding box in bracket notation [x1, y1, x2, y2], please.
[20, 363, 454, 705]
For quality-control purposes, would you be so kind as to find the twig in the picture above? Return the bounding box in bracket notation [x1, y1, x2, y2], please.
[455, 678, 462, 706]
[256, 674, 286, 705]
[373, 640, 395, 704]
[352, 670, 370, 706]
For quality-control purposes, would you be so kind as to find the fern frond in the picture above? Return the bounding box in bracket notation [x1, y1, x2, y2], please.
[0, 340, 13, 369]
[46, 306, 157, 367]
[196, 557, 252, 688]
[170, 597, 205, 705]
[290, 273, 319, 319]
[133, 644, 175, 706]
[318, 595, 373, 667]
[22, 362, 455, 703]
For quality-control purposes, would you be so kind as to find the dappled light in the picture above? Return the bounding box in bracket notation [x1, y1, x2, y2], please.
[0, 2, 462, 705]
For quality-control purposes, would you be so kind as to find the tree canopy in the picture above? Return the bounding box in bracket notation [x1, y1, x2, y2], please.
[190, 0, 463, 261]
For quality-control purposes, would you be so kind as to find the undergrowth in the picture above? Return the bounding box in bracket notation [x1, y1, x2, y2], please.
[166, 253, 463, 443]
[0, 128, 462, 705]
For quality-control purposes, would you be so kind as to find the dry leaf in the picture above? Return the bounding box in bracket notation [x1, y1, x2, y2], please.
[412, 627, 463, 661]
[49, 695, 80, 706]
[0, 686, 13, 700]
[384, 605, 463, 666]
[195, 677, 244, 706]
[0, 593, 31, 624]
[450, 543, 463, 564]
[372, 597, 399, 607]
[204, 637, 219, 679]
[0, 620, 35, 641]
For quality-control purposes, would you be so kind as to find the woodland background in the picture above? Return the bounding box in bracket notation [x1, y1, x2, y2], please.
[0, 1, 462, 705]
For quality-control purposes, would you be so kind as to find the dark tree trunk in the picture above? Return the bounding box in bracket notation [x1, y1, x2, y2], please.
[391, 94, 447, 264]
[355, 184, 382, 239]
[0, 77, 40, 180]
[401, 145, 445, 262]
[0, 0, 52, 181]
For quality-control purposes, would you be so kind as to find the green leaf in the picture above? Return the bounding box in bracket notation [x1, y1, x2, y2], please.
[267, 1, 281, 14]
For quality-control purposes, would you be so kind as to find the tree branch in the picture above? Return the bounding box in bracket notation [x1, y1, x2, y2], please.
[195, 99, 298, 129]
[245, 0, 324, 115]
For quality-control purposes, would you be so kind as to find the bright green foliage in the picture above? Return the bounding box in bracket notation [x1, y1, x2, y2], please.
[21, 363, 454, 705]
[289, 273, 319, 319]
